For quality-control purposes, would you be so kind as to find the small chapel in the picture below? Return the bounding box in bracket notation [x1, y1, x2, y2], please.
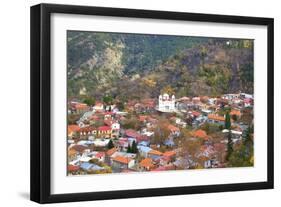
[158, 93, 176, 112]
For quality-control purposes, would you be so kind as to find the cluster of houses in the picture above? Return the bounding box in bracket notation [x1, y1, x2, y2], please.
[67, 92, 253, 175]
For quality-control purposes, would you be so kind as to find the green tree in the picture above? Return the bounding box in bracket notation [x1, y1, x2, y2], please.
[200, 123, 221, 134]
[83, 97, 96, 106]
[127, 144, 131, 153]
[122, 117, 142, 131]
[131, 140, 138, 153]
[103, 95, 113, 105]
[200, 46, 207, 66]
[225, 111, 233, 161]
[67, 114, 80, 124]
[107, 139, 114, 149]
[228, 144, 253, 167]
[152, 119, 171, 144]
[243, 125, 253, 146]
[228, 125, 254, 167]
[226, 132, 233, 161]
[225, 111, 231, 129]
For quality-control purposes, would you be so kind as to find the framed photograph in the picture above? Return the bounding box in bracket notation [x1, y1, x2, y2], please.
[30, 3, 274, 203]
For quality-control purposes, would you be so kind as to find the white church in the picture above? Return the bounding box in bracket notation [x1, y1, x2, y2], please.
[157, 93, 176, 112]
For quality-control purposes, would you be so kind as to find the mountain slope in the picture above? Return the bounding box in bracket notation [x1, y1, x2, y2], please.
[67, 31, 253, 99]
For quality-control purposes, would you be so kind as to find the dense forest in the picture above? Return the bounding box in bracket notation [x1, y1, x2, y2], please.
[67, 31, 254, 100]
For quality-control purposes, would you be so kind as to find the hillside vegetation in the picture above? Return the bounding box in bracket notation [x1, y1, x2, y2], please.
[67, 31, 253, 100]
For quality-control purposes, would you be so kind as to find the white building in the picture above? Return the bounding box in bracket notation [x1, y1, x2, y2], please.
[111, 122, 120, 138]
[158, 93, 176, 112]
[111, 122, 120, 130]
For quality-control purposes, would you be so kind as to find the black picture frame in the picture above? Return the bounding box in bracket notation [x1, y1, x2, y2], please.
[30, 3, 274, 204]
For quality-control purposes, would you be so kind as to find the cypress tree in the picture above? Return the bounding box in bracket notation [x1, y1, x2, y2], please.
[225, 111, 233, 161]
[127, 143, 131, 153]
[131, 140, 138, 153]
[226, 131, 233, 161]
[225, 111, 231, 130]
[107, 139, 114, 149]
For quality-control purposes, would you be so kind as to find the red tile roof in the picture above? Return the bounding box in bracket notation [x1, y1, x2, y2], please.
[230, 109, 241, 116]
[112, 156, 132, 164]
[148, 149, 163, 156]
[68, 125, 80, 134]
[95, 152, 105, 158]
[70, 145, 88, 153]
[163, 151, 176, 157]
[68, 165, 80, 172]
[75, 103, 88, 110]
[139, 158, 154, 168]
[193, 129, 207, 139]
[106, 147, 117, 156]
[98, 126, 111, 131]
[68, 148, 77, 157]
[104, 119, 113, 126]
[125, 129, 141, 138]
[208, 114, 225, 122]
[191, 111, 201, 117]
[167, 124, 180, 132]
[79, 126, 96, 133]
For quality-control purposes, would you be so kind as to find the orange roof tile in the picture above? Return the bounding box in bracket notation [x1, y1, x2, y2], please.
[112, 156, 132, 164]
[68, 165, 80, 172]
[70, 145, 88, 153]
[167, 124, 180, 132]
[98, 126, 111, 131]
[139, 158, 154, 168]
[68, 148, 77, 157]
[163, 151, 176, 157]
[79, 126, 96, 133]
[68, 125, 80, 134]
[193, 129, 207, 139]
[208, 114, 225, 122]
[148, 149, 163, 156]
[106, 147, 117, 156]
[230, 109, 241, 116]
[75, 103, 88, 110]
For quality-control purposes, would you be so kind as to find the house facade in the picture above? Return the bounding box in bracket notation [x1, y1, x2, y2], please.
[111, 156, 135, 170]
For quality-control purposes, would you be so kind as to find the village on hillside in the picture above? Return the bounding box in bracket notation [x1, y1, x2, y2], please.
[67, 92, 254, 175]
